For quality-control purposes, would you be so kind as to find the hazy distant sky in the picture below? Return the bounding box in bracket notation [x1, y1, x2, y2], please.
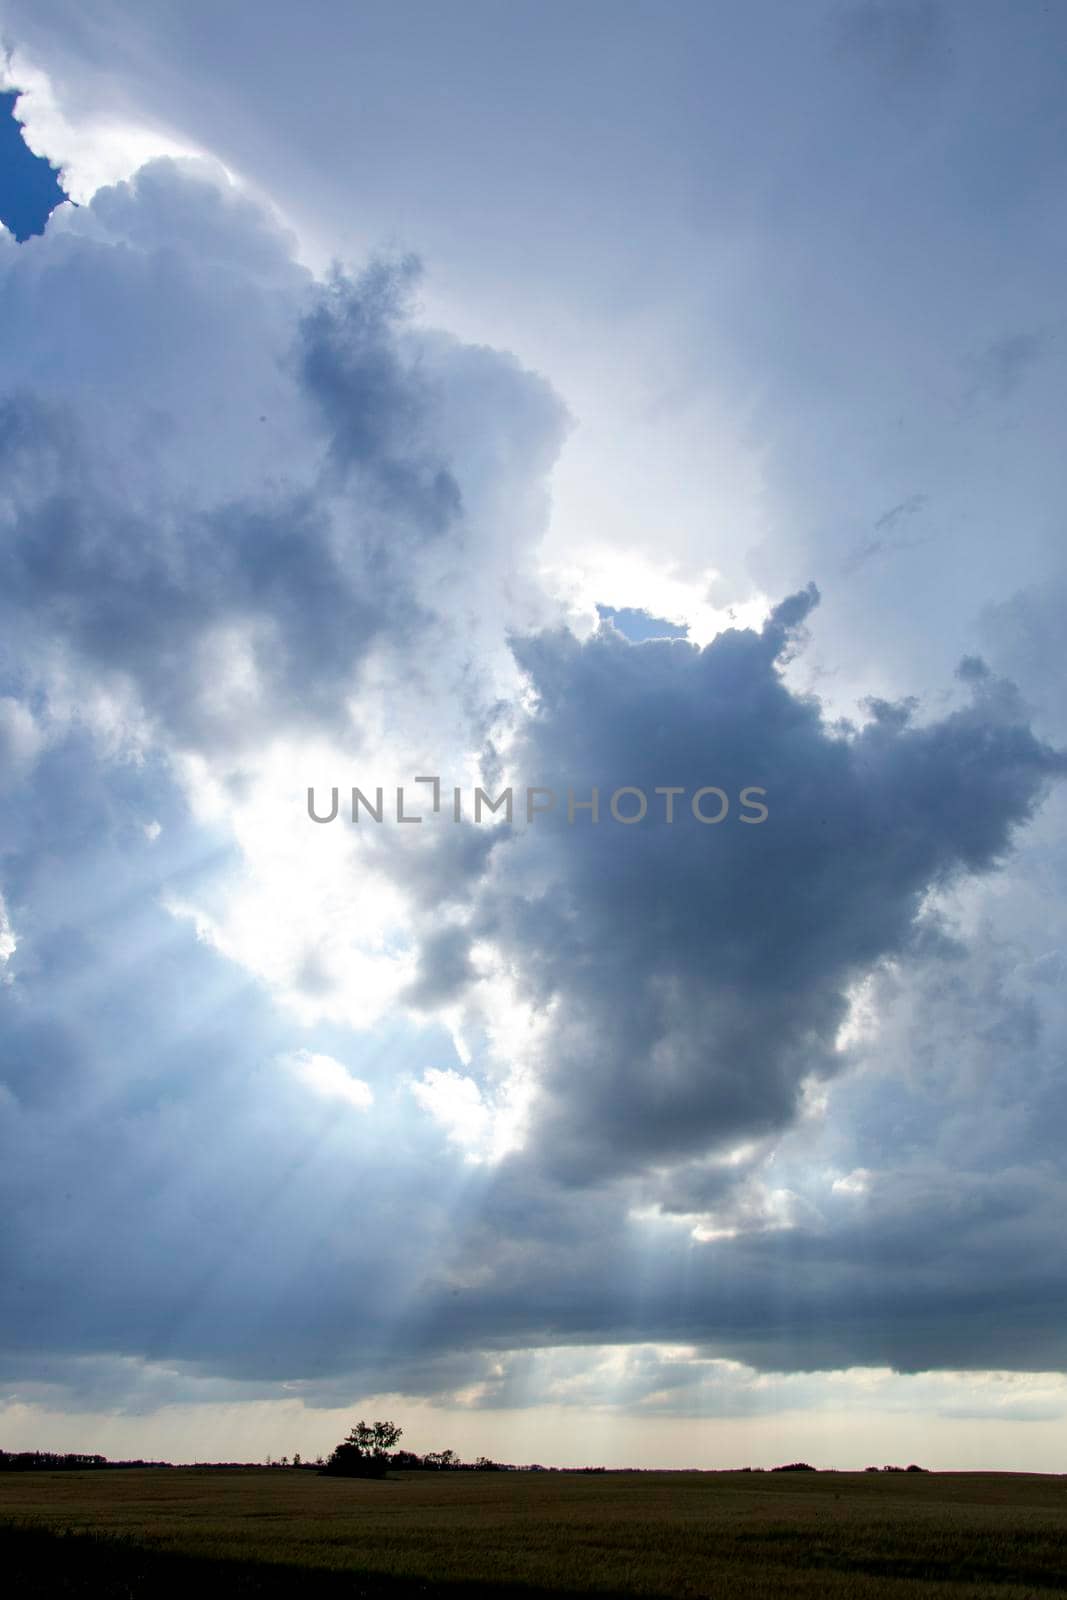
[2, 2, 1067, 1469]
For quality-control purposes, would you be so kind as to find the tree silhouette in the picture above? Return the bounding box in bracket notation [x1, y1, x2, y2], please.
[322, 1419, 403, 1478]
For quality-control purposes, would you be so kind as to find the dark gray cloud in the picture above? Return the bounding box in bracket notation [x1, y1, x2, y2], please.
[831, 1, 950, 92]
[0, 158, 565, 765]
[965, 331, 1048, 403]
[454, 593, 1064, 1190]
[0, 434, 399, 748]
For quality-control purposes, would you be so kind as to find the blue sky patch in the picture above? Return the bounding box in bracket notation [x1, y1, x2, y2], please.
[0, 90, 67, 240]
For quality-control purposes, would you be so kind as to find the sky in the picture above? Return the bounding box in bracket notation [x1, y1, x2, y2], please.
[1, 1, 1066, 1471]
[0, 89, 65, 238]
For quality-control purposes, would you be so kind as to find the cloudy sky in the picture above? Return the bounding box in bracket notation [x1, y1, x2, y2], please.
[2, 1, 1067, 1471]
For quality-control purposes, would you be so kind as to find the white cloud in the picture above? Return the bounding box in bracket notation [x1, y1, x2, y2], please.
[283, 1049, 373, 1112]
[412, 1068, 491, 1155]
[832, 1168, 872, 1197]
[0, 695, 43, 785]
[0, 892, 15, 973]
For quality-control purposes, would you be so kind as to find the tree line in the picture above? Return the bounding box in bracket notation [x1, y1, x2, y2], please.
[2, 1433, 928, 1476]
[0, 1450, 108, 1471]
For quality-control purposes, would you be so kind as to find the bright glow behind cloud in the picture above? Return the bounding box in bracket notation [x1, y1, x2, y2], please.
[1, 48, 202, 203]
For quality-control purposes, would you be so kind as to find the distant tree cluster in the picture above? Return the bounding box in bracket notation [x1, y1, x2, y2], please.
[0, 1450, 180, 1471]
[0, 1450, 107, 1471]
[764, 1462, 929, 1475]
[319, 1423, 560, 1478]
[322, 1420, 404, 1478]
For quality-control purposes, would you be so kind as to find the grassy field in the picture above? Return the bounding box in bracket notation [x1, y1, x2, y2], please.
[2, 1466, 1067, 1597]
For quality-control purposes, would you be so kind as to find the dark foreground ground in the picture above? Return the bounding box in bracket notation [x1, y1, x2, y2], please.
[2, 1466, 1067, 1598]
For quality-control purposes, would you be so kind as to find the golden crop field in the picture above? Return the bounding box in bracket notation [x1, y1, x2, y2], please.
[3, 1466, 1067, 1597]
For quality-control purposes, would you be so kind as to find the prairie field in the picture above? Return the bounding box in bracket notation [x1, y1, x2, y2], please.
[2, 1466, 1067, 1598]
